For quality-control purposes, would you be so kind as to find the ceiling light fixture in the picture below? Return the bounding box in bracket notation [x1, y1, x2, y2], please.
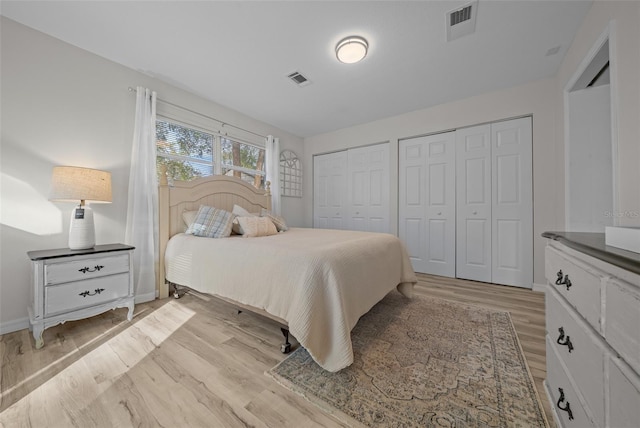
[335, 36, 368, 64]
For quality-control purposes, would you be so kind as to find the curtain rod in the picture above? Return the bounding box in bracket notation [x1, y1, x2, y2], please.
[128, 87, 267, 139]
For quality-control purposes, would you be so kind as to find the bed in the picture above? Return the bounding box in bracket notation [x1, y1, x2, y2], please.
[158, 171, 417, 372]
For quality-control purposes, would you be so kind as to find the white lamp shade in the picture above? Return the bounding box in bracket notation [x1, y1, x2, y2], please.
[49, 166, 112, 203]
[336, 36, 368, 64]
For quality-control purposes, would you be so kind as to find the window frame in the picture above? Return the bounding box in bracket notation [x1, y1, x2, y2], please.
[156, 115, 266, 186]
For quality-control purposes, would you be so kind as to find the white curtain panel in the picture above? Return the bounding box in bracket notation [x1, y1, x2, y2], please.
[265, 135, 281, 215]
[125, 87, 158, 301]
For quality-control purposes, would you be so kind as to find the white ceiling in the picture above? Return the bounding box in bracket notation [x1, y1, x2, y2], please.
[2, 1, 593, 137]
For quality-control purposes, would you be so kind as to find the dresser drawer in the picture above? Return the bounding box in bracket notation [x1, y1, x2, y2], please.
[609, 357, 640, 428]
[44, 273, 130, 316]
[605, 279, 640, 374]
[546, 337, 596, 428]
[546, 290, 606, 426]
[545, 246, 602, 331]
[45, 253, 129, 285]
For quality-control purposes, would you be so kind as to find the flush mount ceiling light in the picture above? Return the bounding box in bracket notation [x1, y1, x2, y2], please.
[335, 36, 368, 64]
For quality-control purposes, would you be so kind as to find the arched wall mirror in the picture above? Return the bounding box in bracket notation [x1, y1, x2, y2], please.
[280, 150, 302, 198]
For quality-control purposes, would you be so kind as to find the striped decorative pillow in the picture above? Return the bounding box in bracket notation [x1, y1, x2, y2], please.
[232, 204, 259, 235]
[185, 205, 234, 238]
[237, 216, 278, 237]
[260, 209, 289, 232]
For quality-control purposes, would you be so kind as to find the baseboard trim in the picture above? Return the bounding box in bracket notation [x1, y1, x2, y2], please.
[0, 316, 30, 335]
[135, 291, 156, 304]
[532, 282, 548, 293]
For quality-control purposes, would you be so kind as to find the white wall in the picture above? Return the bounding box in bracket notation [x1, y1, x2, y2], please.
[0, 18, 304, 334]
[556, 0, 640, 228]
[303, 78, 559, 287]
[567, 85, 613, 231]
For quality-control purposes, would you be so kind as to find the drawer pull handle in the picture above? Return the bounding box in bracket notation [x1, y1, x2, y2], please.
[79, 288, 105, 298]
[557, 327, 574, 353]
[79, 265, 104, 274]
[557, 388, 574, 420]
[555, 270, 572, 290]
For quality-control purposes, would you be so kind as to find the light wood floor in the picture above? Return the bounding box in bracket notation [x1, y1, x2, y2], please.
[1, 275, 552, 427]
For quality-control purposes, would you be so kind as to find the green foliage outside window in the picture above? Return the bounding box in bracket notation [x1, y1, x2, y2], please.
[156, 119, 265, 188]
[221, 138, 265, 188]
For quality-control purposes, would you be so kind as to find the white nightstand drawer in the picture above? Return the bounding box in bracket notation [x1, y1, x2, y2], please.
[45, 253, 129, 285]
[45, 273, 130, 316]
[546, 290, 605, 426]
[546, 337, 596, 428]
[608, 357, 640, 428]
[545, 246, 602, 331]
[605, 279, 640, 375]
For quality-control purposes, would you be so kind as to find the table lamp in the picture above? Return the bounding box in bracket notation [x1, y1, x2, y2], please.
[49, 166, 112, 250]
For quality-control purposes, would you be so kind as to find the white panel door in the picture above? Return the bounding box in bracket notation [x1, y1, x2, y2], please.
[347, 143, 390, 233]
[399, 138, 428, 272]
[399, 132, 456, 277]
[313, 151, 347, 229]
[347, 146, 368, 231]
[456, 124, 492, 283]
[425, 133, 456, 277]
[491, 117, 533, 287]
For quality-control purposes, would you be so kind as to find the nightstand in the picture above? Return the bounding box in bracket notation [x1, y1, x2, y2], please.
[27, 244, 135, 349]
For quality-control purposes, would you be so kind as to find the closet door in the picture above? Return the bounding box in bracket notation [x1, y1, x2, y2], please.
[347, 143, 390, 233]
[399, 133, 456, 277]
[313, 151, 347, 229]
[456, 124, 492, 283]
[399, 138, 428, 272]
[491, 117, 533, 287]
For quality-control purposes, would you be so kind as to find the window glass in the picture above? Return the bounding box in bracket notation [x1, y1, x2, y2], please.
[156, 120, 214, 181]
[221, 137, 266, 189]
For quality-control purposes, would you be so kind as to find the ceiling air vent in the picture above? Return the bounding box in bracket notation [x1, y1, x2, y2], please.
[450, 5, 472, 26]
[287, 71, 311, 87]
[446, 1, 478, 42]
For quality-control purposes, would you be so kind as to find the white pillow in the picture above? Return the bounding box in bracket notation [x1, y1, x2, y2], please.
[232, 204, 258, 235]
[232, 204, 256, 217]
[237, 216, 278, 238]
[182, 210, 198, 229]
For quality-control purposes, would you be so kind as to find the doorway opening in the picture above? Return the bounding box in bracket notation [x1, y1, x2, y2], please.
[565, 32, 617, 232]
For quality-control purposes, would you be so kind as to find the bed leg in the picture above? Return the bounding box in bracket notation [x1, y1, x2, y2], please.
[171, 282, 182, 299]
[280, 328, 291, 354]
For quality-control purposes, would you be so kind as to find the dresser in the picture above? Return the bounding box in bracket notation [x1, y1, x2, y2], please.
[27, 244, 135, 349]
[543, 232, 640, 428]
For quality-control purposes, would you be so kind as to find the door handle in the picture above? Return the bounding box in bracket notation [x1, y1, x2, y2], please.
[472, 211, 478, 215]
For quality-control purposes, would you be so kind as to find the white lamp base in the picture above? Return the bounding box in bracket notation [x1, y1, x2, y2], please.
[69, 205, 95, 250]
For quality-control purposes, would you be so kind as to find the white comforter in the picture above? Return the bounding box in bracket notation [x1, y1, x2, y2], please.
[164, 227, 417, 372]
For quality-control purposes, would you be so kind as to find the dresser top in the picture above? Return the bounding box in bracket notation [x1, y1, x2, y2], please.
[542, 231, 640, 275]
[28, 244, 135, 261]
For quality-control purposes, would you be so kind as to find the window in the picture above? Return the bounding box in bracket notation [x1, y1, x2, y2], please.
[156, 119, 265, 188]
[221, 137, 266, 189]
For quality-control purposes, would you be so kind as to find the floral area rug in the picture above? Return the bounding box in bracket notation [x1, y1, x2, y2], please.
[268, 292, 548, 427]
